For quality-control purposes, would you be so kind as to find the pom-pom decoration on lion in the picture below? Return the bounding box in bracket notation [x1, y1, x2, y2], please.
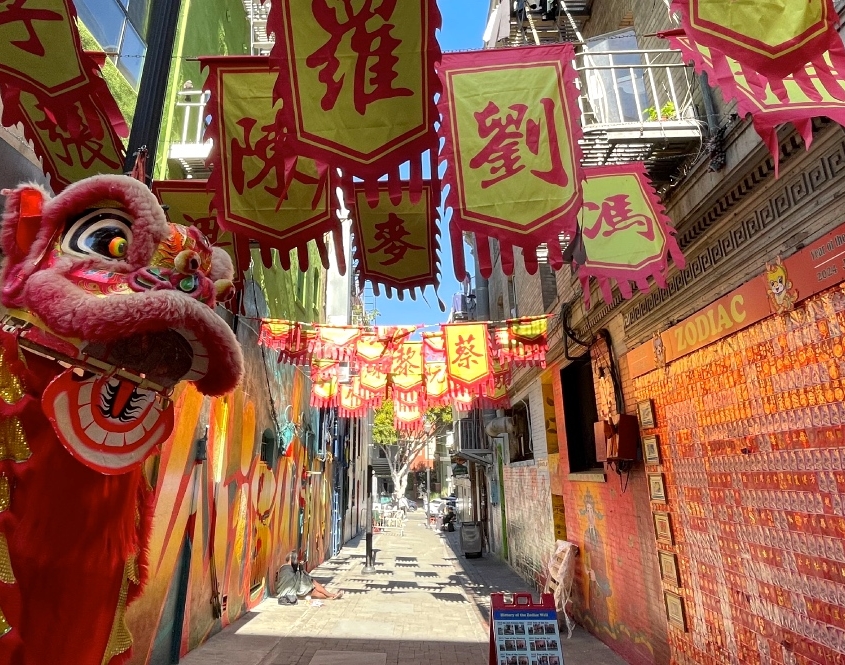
[0, 175, 244, 665]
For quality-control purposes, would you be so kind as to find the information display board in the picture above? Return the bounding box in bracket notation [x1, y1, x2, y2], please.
[489, 593, 565, 665]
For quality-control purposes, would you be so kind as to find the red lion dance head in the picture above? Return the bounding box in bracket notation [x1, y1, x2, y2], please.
[0, 175, 244, 664]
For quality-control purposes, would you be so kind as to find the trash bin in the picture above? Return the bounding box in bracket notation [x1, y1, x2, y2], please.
[460, 521, 482, 558]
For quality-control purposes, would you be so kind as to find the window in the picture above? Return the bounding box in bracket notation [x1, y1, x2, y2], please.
[75, 0, 150, 88]
[561, 355, 601, 473]
[506, 400, 532, 463]
[507, 276, 518, 318]
[584, 29, 649, 123]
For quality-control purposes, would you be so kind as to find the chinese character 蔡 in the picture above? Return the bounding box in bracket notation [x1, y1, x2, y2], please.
[453, 334, 483, 370]
[582, 194, 654, 242]
[368, 213, 423, 265]
[391, 345, 420, 377]
[0, 0, 63, 57]
[307, 0, 413, 115]
[469, 97, 569, 189]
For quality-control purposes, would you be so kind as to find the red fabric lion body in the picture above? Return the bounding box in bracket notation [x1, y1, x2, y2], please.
[0, 175, 244, 665]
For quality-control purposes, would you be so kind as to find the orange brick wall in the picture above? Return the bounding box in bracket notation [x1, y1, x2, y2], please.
[634, 285, 845, 665]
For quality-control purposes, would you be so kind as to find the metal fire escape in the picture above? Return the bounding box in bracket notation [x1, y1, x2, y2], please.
[166, 0, 271, 178]
[488, 0, 703, 189]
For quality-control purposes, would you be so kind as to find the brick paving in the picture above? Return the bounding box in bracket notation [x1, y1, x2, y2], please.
[179, 512, 627, 665]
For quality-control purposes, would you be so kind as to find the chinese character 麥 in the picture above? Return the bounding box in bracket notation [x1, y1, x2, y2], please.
[369, 213, 423, 265]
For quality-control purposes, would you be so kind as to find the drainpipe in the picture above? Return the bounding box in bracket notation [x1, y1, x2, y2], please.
[698, 72, 719, 138]
[124, 0, 184, 180]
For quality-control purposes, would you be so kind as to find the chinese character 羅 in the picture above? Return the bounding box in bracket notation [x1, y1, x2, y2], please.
[369, 213, 423, 265]
[582, 194, 654, 242]
[469, 97, 569, 190]
[307, 0, 413, 115]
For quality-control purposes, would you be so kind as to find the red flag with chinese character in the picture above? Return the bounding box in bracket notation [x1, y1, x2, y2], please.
[480, 358, 511, 409]
[443, 322, 493, 395]
[673, 0, 840, 79]
[390, 340, 424, 404]
[264, 0, 441, 200]
[350, 181, 440, 299]
[359, 362, 389, 403]
[571, 164, 685, 307]
[339, 377, 367, 418]
[663, 28, 845, 177]
[310, 360, 339, 408]
[495, 317, 549, 368]
[258, 320, 313, 365]
[202, 57, 343, 267]
[152, 180, 249, 292]
[394, 393, 425, 434]
[437, 45, 584, 278]
[309, 325, 362, 362]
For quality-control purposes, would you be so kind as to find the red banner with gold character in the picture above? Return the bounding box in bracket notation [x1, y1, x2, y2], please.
[310, 360, 339, 408]
[265, 0, 441, 198]
[350, 180, 439, 299]
[443, 322, 493, 395]
[495, 316, 549, 368]
[673, 0, 840, 79]
[437, 44, 583, 278]
[202, 57, 342, 267]
[571, 164, 686, 306]
[309, 325, 362, 362]
[663, 28, 845, 177]
[394, 392, 424, 434]
[339, 377, 367, 418]
[390, 340, 424, 405]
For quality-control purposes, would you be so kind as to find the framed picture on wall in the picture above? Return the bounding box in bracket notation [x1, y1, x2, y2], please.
[653, 511, 674, 545]
[664, 591, 687, 631]
[658, 550, 681, 587]
[648, 473, 667, 502]
[643, 435, 660, 464]
[637, 400, 655, 429]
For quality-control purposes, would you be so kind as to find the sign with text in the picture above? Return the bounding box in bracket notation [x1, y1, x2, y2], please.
[628, 220, 845, 378]
[489, 593, 564, 665]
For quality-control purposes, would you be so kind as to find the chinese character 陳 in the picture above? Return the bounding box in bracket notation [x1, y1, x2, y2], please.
[469, 97, 569, 189]
[582, 194, 654, 241]
[368, 213, 423, 265]
[307, 0, 413, 115]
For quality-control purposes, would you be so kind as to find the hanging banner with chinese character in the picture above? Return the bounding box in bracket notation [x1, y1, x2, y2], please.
[495, 316, 549, 368]
[480, 358, 511, 409]
[0, 0, 127, 191]
[437, 44, 584, 278]
[662, 28, 845, 177]
[265, 0, 441, 199]
[350, 180, 440, 299]
[339, 377, 367, 417]
[359, 362, 389, 403]
[152, 180, 250, 292]
[355, 332, 391, 368]
[202, 57, 343, 266]
[572, 164, 685, 306]
[258, 320, 314, 365]
[310, 360, 339, 408]
[424, 361, 450, 407]
[443, 322, 493, 395]
[390, 340, 424, 405]
[1, 87, 125, 192]
[394, 393, 425, 434]
[672, 0, 840, 79]
[309, 325, 362, 362]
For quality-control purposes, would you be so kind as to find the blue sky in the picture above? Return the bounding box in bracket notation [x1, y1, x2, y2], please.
[372, 0, 490, 327]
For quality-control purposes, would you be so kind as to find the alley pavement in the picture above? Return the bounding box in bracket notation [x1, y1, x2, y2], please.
[179, 512, 627, 665]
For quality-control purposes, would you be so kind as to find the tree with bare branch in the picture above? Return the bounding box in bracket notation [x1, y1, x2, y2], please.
[372, 401, 452, 500]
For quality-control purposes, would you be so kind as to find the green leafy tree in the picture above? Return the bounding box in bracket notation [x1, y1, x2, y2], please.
[372, 401, 452, 500]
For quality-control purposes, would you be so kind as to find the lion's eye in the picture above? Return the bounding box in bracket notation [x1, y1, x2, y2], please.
[61, 209, 133, 260]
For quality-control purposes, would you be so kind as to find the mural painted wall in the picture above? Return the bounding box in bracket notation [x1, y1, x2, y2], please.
[551, 359, 670, 665]
[125, 248, 338, 663]
[634, 284, 845, 665]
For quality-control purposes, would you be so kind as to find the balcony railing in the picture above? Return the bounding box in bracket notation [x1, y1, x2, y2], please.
[574, 48, 703, 185]
[455, 413, 489, 453]
[167, 89, 212, 179]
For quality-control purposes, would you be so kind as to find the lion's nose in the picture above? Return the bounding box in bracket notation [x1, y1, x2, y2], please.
[174, 250, 202, 275]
